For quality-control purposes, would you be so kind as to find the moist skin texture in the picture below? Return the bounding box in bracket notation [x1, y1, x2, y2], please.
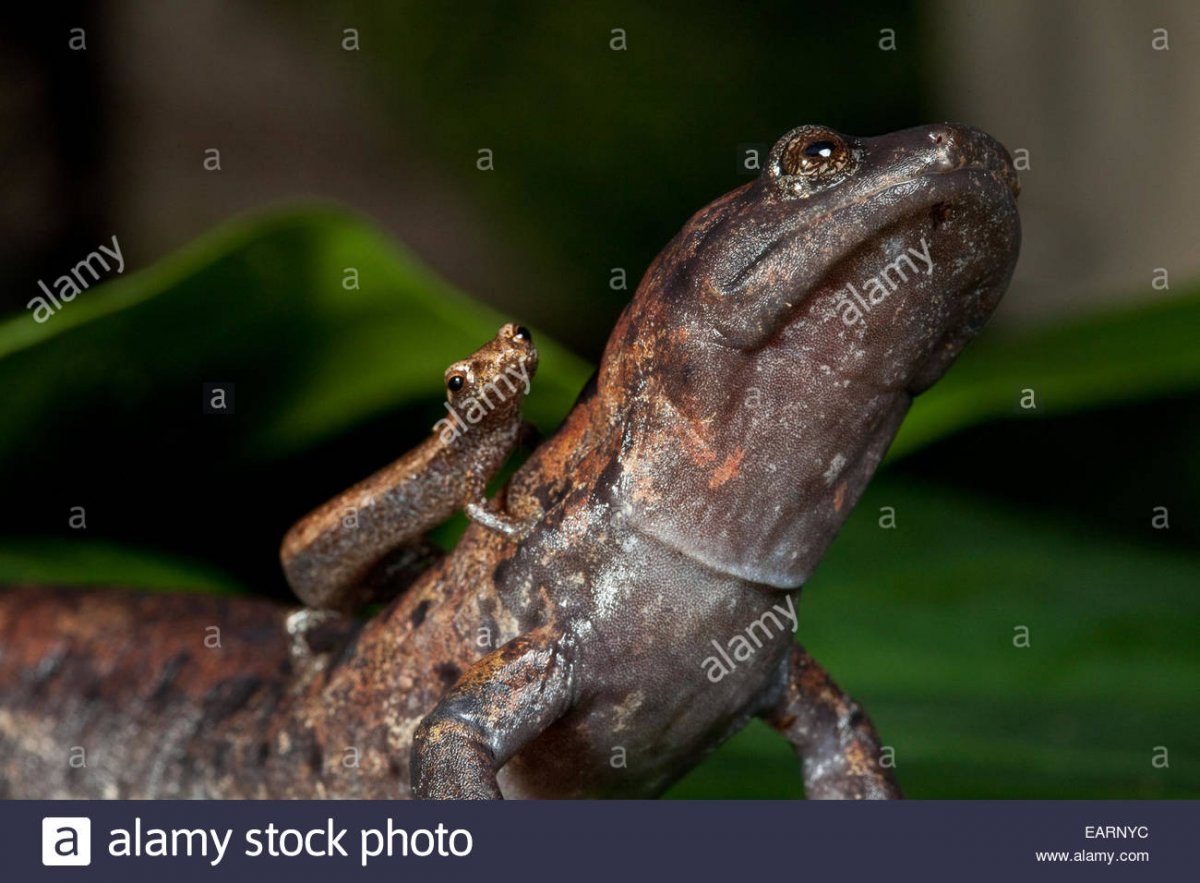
[0, 123, 1020, 799]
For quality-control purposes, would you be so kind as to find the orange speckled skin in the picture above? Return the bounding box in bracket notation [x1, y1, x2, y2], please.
[0, 124, 1019, 799]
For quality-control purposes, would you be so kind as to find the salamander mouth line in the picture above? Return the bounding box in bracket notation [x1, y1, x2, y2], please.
[841, 161, 1018, 217]
[710, 166, 1016, 352]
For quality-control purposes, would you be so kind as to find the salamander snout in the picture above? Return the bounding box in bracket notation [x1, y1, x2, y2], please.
[925, 123, 1021, 198]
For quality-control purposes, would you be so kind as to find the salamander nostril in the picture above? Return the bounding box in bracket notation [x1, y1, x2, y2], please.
[930, 128, 957, 150]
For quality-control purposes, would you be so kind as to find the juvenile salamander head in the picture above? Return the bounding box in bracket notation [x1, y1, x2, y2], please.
[444, 322, 538, 419]
[603, 123, 1021, 588]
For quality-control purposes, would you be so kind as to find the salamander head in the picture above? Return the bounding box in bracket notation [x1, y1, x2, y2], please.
[602, 123, 1020, 587]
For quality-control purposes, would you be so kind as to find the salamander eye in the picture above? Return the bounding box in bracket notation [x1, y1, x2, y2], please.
[782, 134, 850, 178]
[447, 374, 465, 392]
[512, 325, 532, 343]
[771, 127, 854, 189]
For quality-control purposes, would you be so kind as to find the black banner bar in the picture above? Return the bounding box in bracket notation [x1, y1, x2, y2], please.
[6, 800, 1192, 882]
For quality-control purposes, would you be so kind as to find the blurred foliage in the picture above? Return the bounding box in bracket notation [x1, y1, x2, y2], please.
[0, 207, 590, 593]
[286, 0, 928, 350]
[0, 537, 243, 595]
[1, 204, 1197, 798]
[671, 480, 1200, 798]
[0, 206, 591, 465]
[888, 294, 1200, 460]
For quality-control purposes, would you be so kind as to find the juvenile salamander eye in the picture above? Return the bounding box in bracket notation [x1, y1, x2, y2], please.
[779, 131, 852, 180]
[513, 325, 532, 343]
[447, 374, 465, 392]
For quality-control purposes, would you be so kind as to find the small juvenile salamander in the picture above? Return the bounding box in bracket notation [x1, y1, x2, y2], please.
[280, 322, 539, 614]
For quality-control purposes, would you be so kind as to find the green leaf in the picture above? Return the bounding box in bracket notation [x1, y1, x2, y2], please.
[0, 204, 593, 477]
[0, 205, 593, 590]
[890, 290, 1200, 459]
[670, 479, 1200, 798]
[0, 538, 245, 594]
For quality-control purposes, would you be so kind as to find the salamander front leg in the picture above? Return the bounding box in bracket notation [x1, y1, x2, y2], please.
[411, 627, 574, 799]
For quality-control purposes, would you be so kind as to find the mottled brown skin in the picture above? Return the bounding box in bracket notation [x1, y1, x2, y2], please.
[0, 123, 1020, 799]
[280, 323, 539, 612]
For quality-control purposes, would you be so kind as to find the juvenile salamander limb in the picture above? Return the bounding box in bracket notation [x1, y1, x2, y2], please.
[280, 323, 539, 613]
